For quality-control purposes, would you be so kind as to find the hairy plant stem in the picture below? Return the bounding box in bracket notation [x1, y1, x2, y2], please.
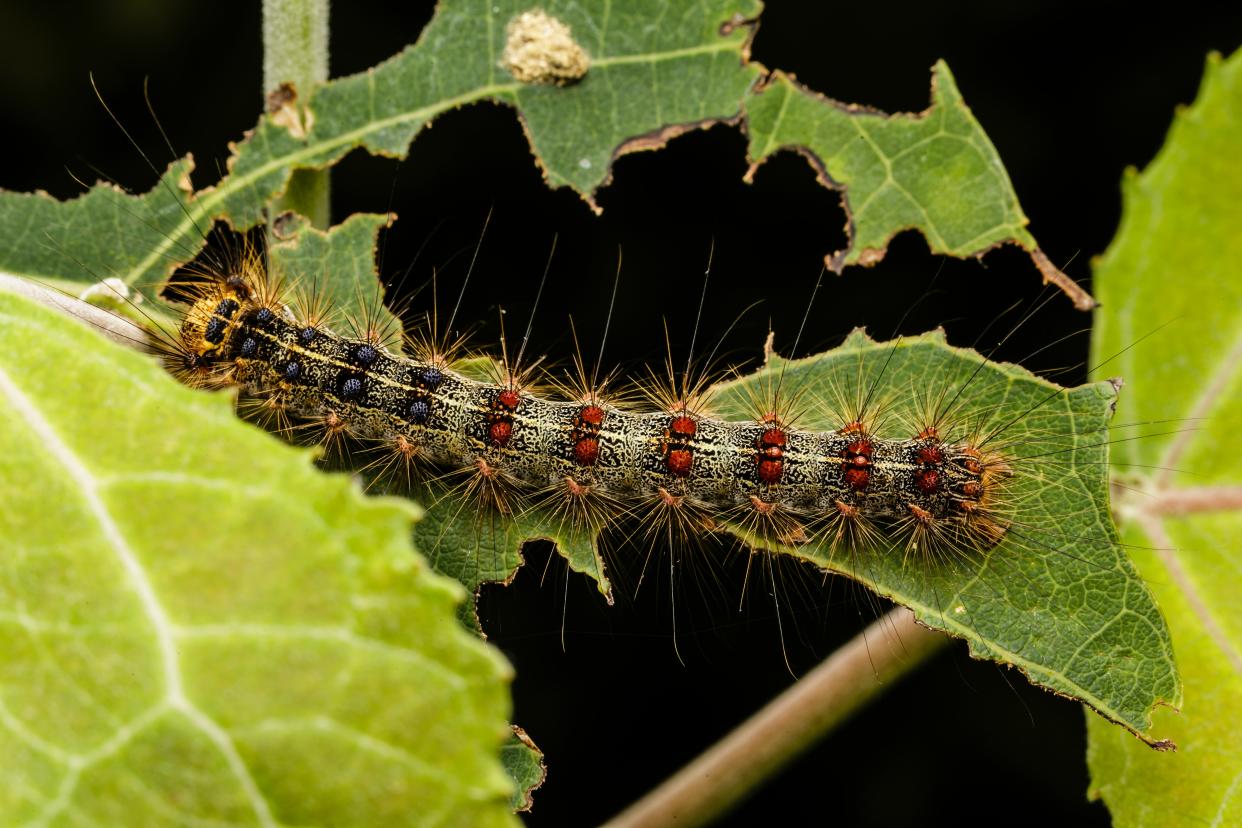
[263, 0, 331, 228]
[602, 607, 949, 828]
[0, 274, 152, 350]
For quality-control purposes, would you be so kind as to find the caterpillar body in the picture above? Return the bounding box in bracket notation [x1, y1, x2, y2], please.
[176, 260, 1014, 562]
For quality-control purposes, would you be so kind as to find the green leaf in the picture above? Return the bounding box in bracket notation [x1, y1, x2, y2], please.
[709, 330, 1176, 743]
[1087, 48, 1242, 825]
[0, 4, 1068, 320]
[268, 211, 402, 343]
[413, 490, 610, 621]
[0, 160, 200, 298]
[415, 329, 1176, 743]
[744, 64, 1094, 309]
[0, 288, 520, 826]
[501, 728, 545, 812]
[0, 0, 761, 294]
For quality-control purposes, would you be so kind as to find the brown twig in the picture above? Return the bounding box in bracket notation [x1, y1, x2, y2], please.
[601, 606, 948, 828]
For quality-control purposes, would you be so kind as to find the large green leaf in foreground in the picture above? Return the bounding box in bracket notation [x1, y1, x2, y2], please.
[0, 289, 517, 826]
[1087, 48, 1242, 827]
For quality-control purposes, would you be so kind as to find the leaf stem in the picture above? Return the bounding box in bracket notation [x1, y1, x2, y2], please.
[601, 607, 948, 828]
[262, 0, 331, 228]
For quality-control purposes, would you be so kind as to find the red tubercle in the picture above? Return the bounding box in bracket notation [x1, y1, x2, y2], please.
[571, 404, 605, 466]
[845, 438, 873, 458]
[916, 445, 944, 465]
[574, 437, 600, 466]
[485, 387, 521, 447]
[841, 435, 872, 489]
[670, 415, 697, 438]
[914, 468, 940, 494]
[843, 467, 870, 490]
[666, 448, 694, 477]
[757, 458, 784, 484]
[760, 427, 787, 447]
[839, 419, 868, 435]
[756, 426, 787, 484]
[489, 420, 513, 447]
[663, 413, 697, 477]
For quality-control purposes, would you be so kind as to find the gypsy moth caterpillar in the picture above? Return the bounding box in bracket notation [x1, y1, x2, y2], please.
[4, 4, 1202, 824]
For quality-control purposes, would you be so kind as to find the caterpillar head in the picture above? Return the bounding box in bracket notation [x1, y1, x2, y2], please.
[173, 276, 255, 385]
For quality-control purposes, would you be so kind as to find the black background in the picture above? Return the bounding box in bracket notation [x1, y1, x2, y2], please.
[3, 2, 1238, 826]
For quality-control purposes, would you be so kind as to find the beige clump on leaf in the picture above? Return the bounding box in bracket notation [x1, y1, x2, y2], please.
[501, 9, 590, 85]
[266, 81, 312, 139]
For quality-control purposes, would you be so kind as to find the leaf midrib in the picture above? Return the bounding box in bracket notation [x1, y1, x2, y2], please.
[120, 36, 743, 289]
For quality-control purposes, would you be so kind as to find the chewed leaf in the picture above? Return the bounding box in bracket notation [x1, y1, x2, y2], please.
[413, 488, 608, 626]
[501, 727, 546, 812]
[1, 3, 1065, 322]
[0, 289, 520, 826]
[744, 65, 1095, 309]
[414, 327, 1177, 745]
[0, 159, 201, 298]
[1087, 48, 1242, 825]
[711, 330, 1177, 744]
[410, 355, 610, 618]
[26, 0, 757, 292]
[0, 0, 760, 309]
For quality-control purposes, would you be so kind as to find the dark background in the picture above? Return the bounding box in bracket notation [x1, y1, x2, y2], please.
[3, 2, 1238, 826]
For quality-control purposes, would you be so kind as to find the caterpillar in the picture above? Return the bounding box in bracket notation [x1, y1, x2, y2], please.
[167, 245, 1016, 573]
[10, 75, 1133, 648]
[7, 70, 1175, 768]
[114, 221, 1158, 708]
[129, 224, 1174, 716]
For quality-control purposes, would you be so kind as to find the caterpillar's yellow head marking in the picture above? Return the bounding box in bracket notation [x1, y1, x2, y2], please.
[171, 270, 265, 386]
[174, 235, 271, 355]
[181, 284, 250, 360]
